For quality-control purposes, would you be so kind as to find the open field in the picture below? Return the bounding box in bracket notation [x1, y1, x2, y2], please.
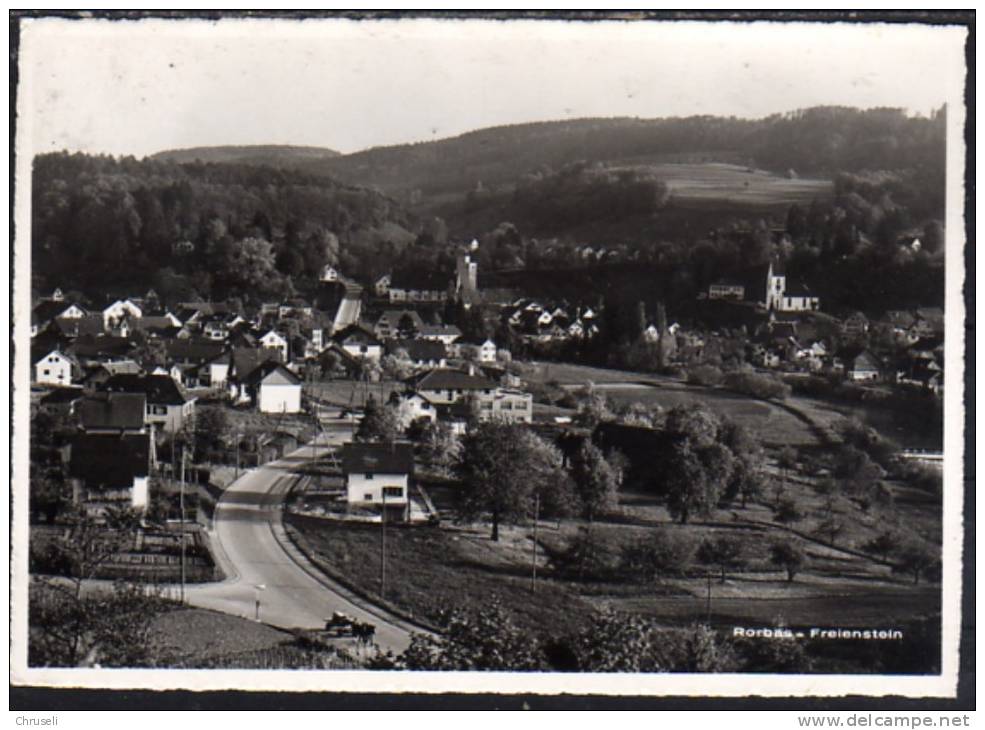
[286, 489, 940, 649]
[523, 362, 820, 447]
[617, 162, 833, 208]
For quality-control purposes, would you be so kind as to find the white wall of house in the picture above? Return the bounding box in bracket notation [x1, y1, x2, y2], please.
[258, 383, 301, 413]
[209, 362, 230, 387]
[102, 299, 142, 328]
[132, 476, 149, 509]
[260, 331, 289, 360]
[146, 400, 194, 433]
[479, 341, 497, 363]
[346, 472, 409, 505]
[781, 296, 820, 312]
[35, 351, 73, 386]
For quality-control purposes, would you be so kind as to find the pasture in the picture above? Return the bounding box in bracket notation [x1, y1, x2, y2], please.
[617, 162, 833, 208]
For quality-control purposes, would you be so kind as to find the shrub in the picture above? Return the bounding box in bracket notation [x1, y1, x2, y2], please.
[772, 498, 805, 524]
[687, 365, 724, 387]
[547, 529, 622, 582]
[722, 371, 791, 401]
[619, 528, 697, 582]
[696, 534, 747, 583]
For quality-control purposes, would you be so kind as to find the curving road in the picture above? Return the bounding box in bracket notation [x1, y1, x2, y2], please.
[183, 417, 416, 655]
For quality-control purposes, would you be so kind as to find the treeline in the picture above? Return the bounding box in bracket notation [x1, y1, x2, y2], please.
[312, 106, 946, 200]
[31, 152, 417, 302]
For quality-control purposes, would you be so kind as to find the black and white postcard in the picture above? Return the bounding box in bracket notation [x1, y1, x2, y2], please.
[9, 12, 972, 701]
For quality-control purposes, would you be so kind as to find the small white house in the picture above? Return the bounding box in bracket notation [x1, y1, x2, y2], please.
[341, 442, 414, 519]
[34, 349, 76, 386]
[102, 299, 143, 329]
[374, 273, 392, 297]
[259, 330, 289, 361]
[478, 339, 498, 364]
[320, 264, 340, 282]
[242, 361, 302, 413]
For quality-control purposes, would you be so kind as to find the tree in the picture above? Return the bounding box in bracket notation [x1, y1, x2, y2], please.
[570, 441, 620, 523]
[572, 384, 613, 429]
[863, 529, 902, 562]
[399, 602, 545, 670]
[456, 421, 568, 541]
[773, 497, 805, 525]
[396, 313, 419, 339]
[895, 540, 937, 585]
[355, 396, 400, 444]
[770, 539, 806, 581]
[420, 421, 461, 478]
[697, 534, 747, 583]
[663, 439, 719, 524]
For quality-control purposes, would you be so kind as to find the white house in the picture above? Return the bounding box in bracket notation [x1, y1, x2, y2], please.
[418, 324, 463, 346]
[320, 264, 340, 282]
[849, 351, 881, 381]
[341, 442, 414, 519]
[333, 326, 383, 362]
[240, 361, 302, 413]
[374, 273, 392, 297]
[478, 339, 498, 364]
[102, 299, 143, 329]
[34, 349, 77, 386]
[69, 433, 152, 512]
[259, 330, 289, 361]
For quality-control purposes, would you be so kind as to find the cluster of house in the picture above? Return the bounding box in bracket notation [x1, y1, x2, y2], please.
[743, 307, 945, 393]
[502, 299, 601, 342]
[30, 289, 310, 414]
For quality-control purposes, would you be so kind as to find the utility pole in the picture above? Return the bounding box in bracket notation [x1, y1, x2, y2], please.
[531, 490, 540, 593]
[380, 489, 387, 601]
[179, 446, 186, 604]
[705, 570, 712, 624]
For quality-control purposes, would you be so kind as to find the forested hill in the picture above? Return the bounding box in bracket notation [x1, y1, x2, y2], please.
[151, 144, 341, 167]
[31, 152, 417, 303]
[303, 106, 946, 202]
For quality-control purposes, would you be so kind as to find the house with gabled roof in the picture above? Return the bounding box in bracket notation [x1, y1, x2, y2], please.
[100, 373, 195, 432]
[848, 350, 882, 382]
[340, 441, 414, 519]
[387, 339, 448, 369]
[239, 360, 302, 413]
[32, 299, 87, 337]
[68, 432, 152, 512]
[259, 329, 289, 361]
[374, 310, 425, 340]
[333, 324, 383, 362]
[79, 392, 148, 435]
[33, 347, 79, 387]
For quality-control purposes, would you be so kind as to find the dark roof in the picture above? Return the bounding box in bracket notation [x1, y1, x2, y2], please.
[79, 392, 146, 431]
[69, 433, 151, 489]
[32, 300, 83, 325]
[69, 335, 135, 359]
[388, 339, 447, 362]
[376, 310, 425, 330]
[166, 339, 226, 365]
[332, 324, 381, 346]
[240, 360, 301, 387]
[783, 281, 816, 297]
[100, 373, 188, 405]
[231, 347, 281, 378]
[341, 442, 414, 475]
[408, 368, 496, 391]
[852, 351, 881, 370]
[418, 324, 462, 338]
[389, 268, 451, 291]
[40, 386, 85, 406]
[51, 314, 105, 339]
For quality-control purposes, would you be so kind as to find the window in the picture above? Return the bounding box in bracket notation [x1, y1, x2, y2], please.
[382, 486, 403, 498]
[43, 369, 50, 376]
[364, 493, 373, 501]
[365, 473, 374, 480]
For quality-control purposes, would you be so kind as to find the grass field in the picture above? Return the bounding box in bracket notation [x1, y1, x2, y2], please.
[523, 362, 820, 447]
[304, 380, 403, 409]
[620, 162, 833, 208]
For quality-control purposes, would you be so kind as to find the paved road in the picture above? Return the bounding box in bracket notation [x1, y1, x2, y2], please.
[184, 417, 416, 655]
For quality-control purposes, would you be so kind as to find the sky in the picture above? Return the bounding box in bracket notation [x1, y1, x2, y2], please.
[18, 16, 967, 158]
